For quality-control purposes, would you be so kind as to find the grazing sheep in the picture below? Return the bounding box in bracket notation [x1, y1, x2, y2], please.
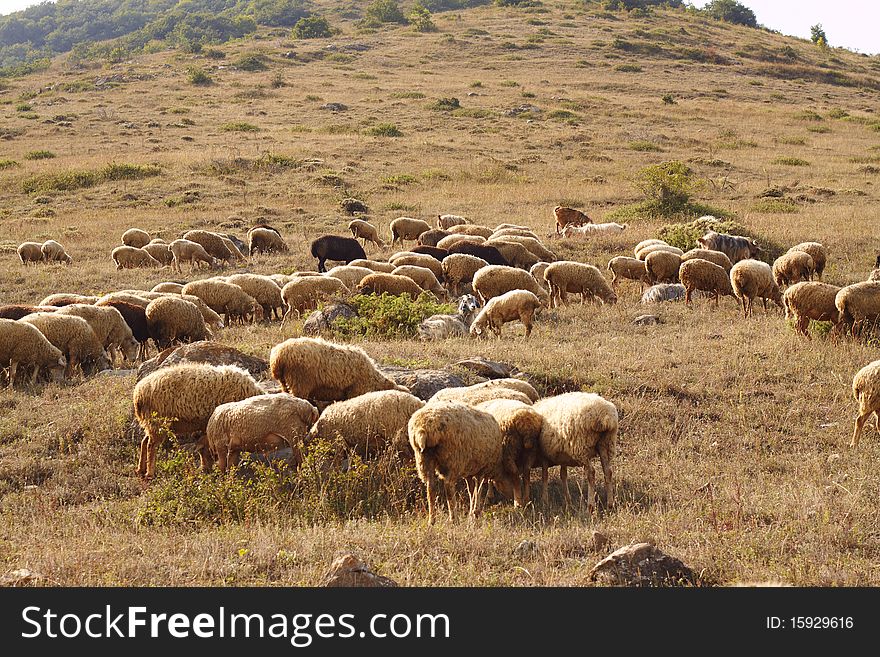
[390, 217, 432, 246]
[491, 234, 555, 262]
[308, 390, 425, 458]
[783, 282, 841, 336]
[697, 230, 761, 264]
[437, 214, 467, 230]
[607, 256, 650, 290]
[561, 222, 627, 237]
[680, 248, 733, 272]
[495, 223, 533, 232]
[348, 219, 385, 248]
[181, 280, 262, 325]
[408, 401, 515, 523]
[772, 251, 815, 287]
[96, 291, 152, 309]
[280, 276, 349, 321]
[0, 319, 66, 387]
[835, 281, 880, 337]
[17, 242, 44, 265]
[447, 224, 494, 239]
[418, 294, 481, 340]
[870, 269, 880, 282]
[357, 273, 425, 300]
[178, 294, 224, 331]
[111, 245, 162, 270]
[148, 237, 167, 245]
[145, 297, 211, 350]
[225, 273, 284, 321]
[151, 282, 185, 294]
[54, 303, 139, 364]
[169, 239, 217, 273]
[122, 228, 151, 248]
[248, 226, 289, 255]
[730, 259, 783, 317]
[142, 242, 174, 266]
[39, 293, 98, 307]
[641, 283, 687, 304]
[348, 259, 396, 273]
[633, 239, 668, 257]
[326, 265, 374, 291]
[470, 289, 542, 339]
[206, 393, 318, 472]
[436, 234, 486, 250]
[411, 245, 448, 261]
[223, 234, 249, 257]
[679, 258, 736, 306]
[443, 254, 489, 297]
[533, 392, 617, 512]
[418, 229, 451, 247]
[391, 265, 445, 298]
[491, 228, 541, 241]
[182, 230, 239, 263]
[851, 360, 880, 448]
[0, 305, 58, 320]
[486, 240, 540, 270]
[553, 206, 592, 234]
[389, 252, 445, 281]
[636, 243, 684, 260]
[269, 337, 405, 403]
[432, 378, 539, 404]
[19, 312, 111, 376]
[529, 262, 551, 292]
[133, 363, 263, 478]
[644, 250, 682, 284]
[472, 265, 549, 306]
[311, 235, 367, 273]
[94, 300, 151, 360]
[41, 240, 72, 265]
[544, 261, 617, 308]
[787, 242, 827, 280]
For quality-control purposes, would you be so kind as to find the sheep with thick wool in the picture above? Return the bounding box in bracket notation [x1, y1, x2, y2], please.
[151, 282, 185, 294]
[142, 242, 173, 267]
[390, 217, 432, 245]
[835, 281, 880, 336]
[17, 242, 44, 265]
[529, 262, 551, 292]
[248, 226, 289, 255]
[181, 279, 262, 325]
[436, 234, 485, 250]
[54, 303, 139, 364]
[679, 258, 736, 306]
[470, 289, 542, 339]
[269, 337, 406, 404]
[0, 319, 66, 387]
[645, 250, 682, 284]
[169, 239, 216, 272]
[419, 229, 451, 247]
[544, 261, 617, 308]
[206, 393, 318, 472]
[389, 253, 444, 282]
[308, 389, 425, 458]
[447, 224, 494, 239]
[870, 269, 880, 282]
[636, 243, 684, 261]
[408, 401, 516, 524]
[491, 234, 555, 262]
[96, 292, 151, 308]
[182, 230, 240, 263]
[561, 222, 628, 237]
[787, 242, 827, 280]
[680, 248, 733, 272]
[442, 254, 488, 297]
[281, 276, 348, 321]
[491, 228, 541, 241]
[19, 313, 110, 376]
[348, 259, 396, 274]
[773, 251, 815, 287]
[225, 273, 284, 321]
[533, 392, 617, 512]
[357, 273, 424, 300]
[851, 360, 880, 448]
[697, 230, 761, 264]
[730, 259, 783, 317]
[348, 219, 385, 248]
[431, 378, 539, 404]
[607, 256, 650, 290]
[122, 228, 151, 248]
[111, 245, 161, 270]
[437, 214, 467, 230]
[472, 265, 548, 307]
[391, 265, 445, 298]
[145, 297, 212, 350]
[783, 282, 841, 337]
[41, 240, 72, 265]
[0, 305, 58, 320]
[486, 240, 540, 270]
[133, 362, 263, 478]
[326, 265, 374, 291]
[633, 239, 668, 257]
[39, 293, 98, 307]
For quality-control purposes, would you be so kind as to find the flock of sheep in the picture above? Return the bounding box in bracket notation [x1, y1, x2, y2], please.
[4, 205, 880, 521]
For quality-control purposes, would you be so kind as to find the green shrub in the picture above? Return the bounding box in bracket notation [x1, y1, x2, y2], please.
[391, 91, 426, 98]
[221, 122, 260, 132]
[409, 3, 438, 32]
[615, 63, 642, 72]
[635, 160, 697, 215]
[187, 67, 212, 85]
[428, 97, 461, 111]
[702, 0, 757, 27]
[0, 159, 20, 169]
[15, 103, 32, 112]
[292, 15, 333, 39]
[382, 173, 418, 185]
[658, 216, 781, 263]
[773, 157, 811, 166]
[332, 293, 453, 339]
[752, 198, 799, 213]
[102, 163, 162, 180]
[235, 53, 270, 71]
[661, 94, 676, 105]
[21, 163, 160, 193]
[796, 110, 824, 121]
[364, 123, 403, 137]
[203, 48, 225, 59]
[629, 140, 664, 152]
[362, 0, 408, 27]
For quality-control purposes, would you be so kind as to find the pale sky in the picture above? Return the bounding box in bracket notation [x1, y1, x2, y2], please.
[0, 0, 877, 54]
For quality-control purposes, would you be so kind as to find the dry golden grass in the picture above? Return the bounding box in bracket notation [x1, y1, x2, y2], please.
[1, 2, 879, 586]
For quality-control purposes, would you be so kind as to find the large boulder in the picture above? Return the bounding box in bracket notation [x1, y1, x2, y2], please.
[379, 366, 468, 401]
[589, 543, 695, 587]
[137, 342, 269, 381]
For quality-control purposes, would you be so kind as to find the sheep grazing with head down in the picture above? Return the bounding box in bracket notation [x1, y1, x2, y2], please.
[787, 242, 827, 280]
[169, 239, 216, 273]
[19, 312, 111, 377]
[310, 235, 367, 273]
[438, 214, 467, 230]
[418, 229, 451, 247]
[408, 401, 517, 524]
[679, 258, 736, 306]
[41, 240, 72, 265]
[122, 228, 151, 248]
[470, 289, 542, 339]
[544, 261, 617, 308]
[418, 294, 481, 340]
[54, 303, 140, 364]
[225, 273, 284, 321]
[561, 222, 628, 237]
[633, 239, 668, 257]
[151, 282, 184, 294]
[553, 206, 592, 234]
[730, 259, 783, 317]
[533, 392, 617, 513]
[850, 360, 880, 448]
[142, 242, 173, 267]
[17, 242, 44, 265]
[348, 219, 385, 249]
[391, 265, 445, 299]
[680, 248, 733, 272]
[206, 393, 318, 472]
[437, 234, 484, 250]
[145, 296, 212, 350]
[472, 265, 548, 307]
[430, 380, 535, 407]
[248, 226, 289, 255]
[447, 224, 494, 239]
[636, 243, 684, 261]
[182, 230, 242, 264]
[389, 252, 444, 281]
[281, 276, 349, 321]
[269, 337, 406, 404]
[442, 253, 488, 296]
[834, 281, 880, 337]
[0, 319, 66, 387]
[357, 273, 425, 300]
[607, 256, 650, 290]
[308, 389, 425, 458]
[325, 265, 374, 291]
[485, 240, 540, 270]
[181, 279, 263, 325]
[111, 245, 161, 270]
[390, 217, 432, 246]
[783, 282, 841, 337]
[39, 293, 98, 307]
[133, 362, 264, 478]
[644, 250, 682, 285]
[348, 259, 396, 274]
[773, 251, 815, 288]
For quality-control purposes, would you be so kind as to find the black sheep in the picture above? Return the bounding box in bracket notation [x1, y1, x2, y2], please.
[446, 242, 509, 267]
[411, 245, 449, 261]
[310, 235, 366, 273]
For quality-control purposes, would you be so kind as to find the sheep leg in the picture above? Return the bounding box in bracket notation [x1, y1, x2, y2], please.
[685, 288, 692, 305]
[522, 312, 533, 338]
[137, 432, 150, 477]
[560, 465, 571, 510]
[216, 449, 228, 474]
[584, 462, 596, 515]
[541, 463, 549, 507]
[598, 440, 614, 510]
[520, 450, 535, 506]
[851, 411, 873, 448]
[444, 479, 457, 522]
[7, 361, 17, 388]
[228, 450, 241, 469]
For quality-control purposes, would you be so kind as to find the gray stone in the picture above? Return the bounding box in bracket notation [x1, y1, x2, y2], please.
[452, 357, 516, 380]
[137, 342, 269, 382]
[589, 542, 695, 587]
[320, 102, 348, 112]
[379, 366, 468, 401]
[320, 554, 398, 587]
[302, 302, 358, 335]
[633, 314, 663, 326]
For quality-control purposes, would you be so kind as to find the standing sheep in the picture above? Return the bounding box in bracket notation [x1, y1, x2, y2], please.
[17, 242, 44, 265]
[772, 251, 815, 287]
[182, 230, 239, 264]
[145, 297, 211, 350]
[54, 303, 139, 364]
[529, 262, 551, 292]
[486, 240, 540, 270]
[391, 265, 445, 299]
[697, 231, 761, 264]
[357, 273, 425, 300]
[348, 219, 385, 248]
[436, 234, 485, 250]
[348, 259, 397, 273]
[169, 239, 217, 273]
[851, 360, 880, 448]
[310, 235, 367, 273]
[472, 265, 549, 307]
[788, 242, 827, 280]
[835, 281, 880, 337]
[783, 282, 841, 337]
[389, 253, 444, 281]
[181, 280, 263, 325]
[533, 392, 617, 512]
[325, 266, 374, 292]
[41, 240, 72, 265]
[730, 259, 783, 317]
[544, 261, 617, 308]
[206, 393, 318, 472]
[680, 248, 733, 272]
[142, 242, 174, 267]
[248, 226, 289, 255]
[490, 234, 556, 262]
[679, 258, 736, 306]
[269, 337, 406, 403]
[470, 289, 542, 339]
[225, 273, 285, 321]
[418, 229, 451, 247]
[19, 313, 111, 376]
[438, 214, 467, 230]
[0, 319, 66, 387]
[280, 276, 349, 321]
[562, 222, 628, 237]
[644, 250, 682, 285]
[390, 217, 432, 246]
[122, 228, 151, 248]
[133, 363, 263, 478]
[607, 256, 650, 290]
[111, 245, 161, 270]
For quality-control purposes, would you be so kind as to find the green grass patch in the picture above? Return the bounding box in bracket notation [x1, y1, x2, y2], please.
[629, 140, 664, 152]
[24, 150, 56, 160]
[615, 63, 643, 72]
[331, 293, 453, 339]
[22, 163, 161, 193]
[777, 136, 807, 145]
[390, 91, 426, 98]
[382, 174, 418, 185]
[186, 67, 212, 85]
[807, 125, 831, 133]
[773, 157, 810, 166]
[0, 159, 20, 169]
[221, 122, 260, 132]
[234, 53, 270, 71]
[752, 198, 799, 213]
[795, 110, 824, 121]
[364, 123, 403, 137]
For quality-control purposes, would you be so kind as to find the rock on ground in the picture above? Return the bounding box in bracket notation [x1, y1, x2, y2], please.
[320, 554, 398, 587]
[379, 366, 468, 401]
[589, 542, 695, 587]
[302, 302, 357, 336]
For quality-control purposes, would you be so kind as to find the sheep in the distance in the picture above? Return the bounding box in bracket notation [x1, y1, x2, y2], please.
[357, 273, 425, 301]
[553, 206, 592, 234]
[248, 226, 289, 255]
[561, 222, 627, 237]
[850, 360, 880, 448]
[41, 240, 72, 265]
[390, 217, 432, 246]
[133, 362, 264, 478]
[206, 393, 318, 472]
[142, 242, 174, 267]
[348, 219, 385, 248]
[783, 282, 841, 337]
[0, 319, 66, 387]
[543, 261, 617, 308]
[182, 230, 241, 264]
[122, 228, 151, 248]
[773, 251, 815, 287]
[679, 258, 736, 306]
[438, 214, 467, 230]
[418, 294, 481, 340]
[310, 235, 367, 272]
[607, 256, 650, 290]
[111, 245, 162, 270]
[17, 242, 44, 265]
[145, 297, 212, 350]
[169, 239, 216, 273]
[472, 265, 549, 306]
[470, 289, 542, 339]
[730, 259, 783, 317]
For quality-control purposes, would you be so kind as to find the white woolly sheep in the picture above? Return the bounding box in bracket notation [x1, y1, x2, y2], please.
[308, 389, 425, 458]
[851, 360, 880, 448]
[133, 362, 263, 478]
[783, 282, 841, 337]
[357, 273, 425, 300]
[19, 312, 110, 377]
[142, 242, 174, 266]
[206, 393, 318, 472]
[41, 240, 72, 265]
[432, 378, 538, 404]
[111, 245, 161, 270]
[54, 303, 139, 364]
[326, 265, 376, 291]
[486, 240, 540, 270]
[730, 259, 783, 317]
[472, 265, 549, 307]
[447, 224, 494, 239]
[225, 273, 284, 321]
[494, 223, 533, 232]
[438, 214, 467, 230]
[388, 253, 444, 281]
[348, 259, 396, 273]
[787, 242, 827, 279]
[122, 228, 151, 248]
[470, 289, 542, 339]
[183, 230, 239, 263]
[145, 296, 211, 350]
[151, 282, 185, 294]
[170, 239, 217, 272]
[533, 392, 617, 512]
[561, 222, 627, 237]
[390, 217, 432, 245]
[269, 337, 406, 404]
[644, 250, 682, 285]
[607, 256, 650, 290]
[96, 292, 152, 309]
[0, 319, 66, 387]
[529, 262, 551, 292]
[773, 251, 815, 287]
[544, 261, 617, 308]
[17, 242, 44, 265]
[280, 276, 349, 322]
[495, 234, 555, 262]
[39, 293, 98, 307]
[418, 229, 451, 247]
[679, 258, 736, 306]
[636, 243, 684, 261]
[348, 219, 385, 248]
[491, 228, 541, 241]
[835, 281, 880, 337]
[408, 401, 515, 524]
[680, 248, 733, 272]
[436, 234, 486, 250]
[633, 239, 668, 257]
[391, 265, 445, 298]
[248, 226, 289, 255]
[418, 294, 480, 340]
[181, 279, 262, 325]
[443, 254, 488, 297]
[641, 283, 688, 304]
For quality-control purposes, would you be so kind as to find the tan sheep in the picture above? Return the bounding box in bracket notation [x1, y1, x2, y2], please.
[447, 224, 494, 239]
[183, 230, 239, 263]
[388, 253, 444, 281]
[357, 273, 425, 300]
[730, 259, 783, 317]
[0, 319, 66, 387]
[39, 293, 98, 307]
[437, 214, 467, 230]
[470, 289, 542, 339]
[633, 239, 668, 257]
[680, 248, 733, 272]
[206, 393, 318, 472]
[430, 379, 537, 405]
[269, 337, 405, 403]
[181, 280, 262, 325]
[151, 282, 185, 294]
[326, 265, 377, 291]
[835, 281, 880, 337]
[491, 234, 555, 262]
[444, 254, 489, 297]
[348, 219, 385, 248]
[348, 259, 397, 273]
[783, 282, 841, 337]
[851, 360, 880, 448]
[391, 265, 445, 298]
[169, 239, 216, 272]
[145, 297, 212, 350]
[122, 228, 151, 248]
[41, 240, 72, 265]
[54, 303, 139, 364]
[248, 226, 289, 255]
[308, 389, 425, 458]
[19, 312, 111, 376]
[544, 261, 617, 308]
[607, 256, 650, 290]
[491, 228, 541, 241]
[472, 264, 549, 306]
[111, 245, 161, 270]
[644, 250, 682, 285]
[486, 240, 540, 270]
[529, 262, 551, 292]
[280, 276, 349, 321]
[96, 292, 152, 308]
[418, 229, 451, 247]
[773, 251, 815, 287]
[787, 242, 827, 280]
[225, 273, 284, 321]
[17, 242, 44, 265]
[390, 217, 432, 245]
[142, 242, 174, 266]
[679, 258, 736, 306]
[635, 243, 684, 261]
[133, 363, 263, 478]
[436, 234, 486, 250]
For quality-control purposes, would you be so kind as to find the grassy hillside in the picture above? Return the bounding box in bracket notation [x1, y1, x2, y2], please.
[0, 0, 879, 586]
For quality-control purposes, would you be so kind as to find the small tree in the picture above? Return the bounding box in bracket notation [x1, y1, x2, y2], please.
[810, 23, 828, 48]
[409, 2, 437, 32]
[635, 161, 697, 215]
[292, 15, 332, 39]
[703, 0, 757, 28]
[362, 0, 408, 27]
